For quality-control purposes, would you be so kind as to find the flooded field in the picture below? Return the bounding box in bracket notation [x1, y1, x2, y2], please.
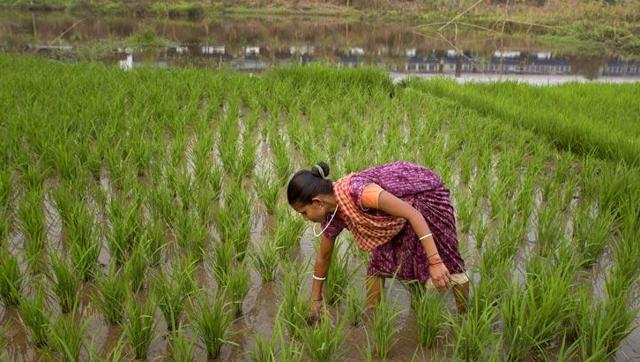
[0, 49, 639, 360]
[1, 11, 640, 83]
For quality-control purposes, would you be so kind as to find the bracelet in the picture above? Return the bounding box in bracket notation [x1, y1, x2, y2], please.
[429, 261, 444, 266]
[427, 252, 439, 259]
[312, 274, 326, 281]
[419, 233, 433, 241]
[312, 297, 323, 302]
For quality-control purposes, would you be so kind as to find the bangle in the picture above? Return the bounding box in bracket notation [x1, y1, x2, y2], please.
[312, 274, 326, 281]
[419, 233, 433, 241]
[427, 252, 439, 259]
[429, 260, 444, 266]
[313, 298, 323, 302]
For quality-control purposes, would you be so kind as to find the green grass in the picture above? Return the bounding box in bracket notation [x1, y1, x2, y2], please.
[370, 292, 402, 359]
[18, 287, 50, 349]
[408, 283, 449, 348]
[299, 311, 348, 362]
[50, 314, 86, 362]
[168, 328, 195, 362]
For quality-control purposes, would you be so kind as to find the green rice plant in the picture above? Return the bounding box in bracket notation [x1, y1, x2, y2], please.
[107, 195, 143, 266]
[67, 204, 101, 282]
[154, 258, 197, 332]
[168, 328, 194, 362]
[279, 261, 309, 338]
[149, 183, 177, 226]
[324, 242, 353, 305]
[18, 287, 50, 348]
[572, 204, 614, 268]
[251, 237, 281, 283]
[215, 183, 251, 259]
[93, 263, 128, 325]
[344, 283, 365, 327]
[214, 260, 250, 317]
[274, 207, 305, 258]
[0, 246, 22, 306]
[502, 257, 574, 361]
[189, 290, 233, 359]
[237, 129, 257, 179]
[0, 168, 11, 212]
[50, 314, 86, 362]
[251, 313, 303, 362]
[370, 292, 402, 359]
[124, 241, 149, 293]
[409, 283, 449, 348]
[255, 173, 280, 215]
[48, 252, 81, 314]
[299, 311, 347, 362]
[269, 130, 292, 184]
[144, 219, 166, 268]
[194, 165, 223, 208]
[211, 240, 235, 286]
[124, 295, 156, 360]
[19, 188, 47, 272]
[535, 199, 565, 257]
[174, 209, 208, 261]
[447, 293, 500, 361]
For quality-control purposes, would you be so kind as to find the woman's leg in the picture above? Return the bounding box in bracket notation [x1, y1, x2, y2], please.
[365, 275, 385, 307]
[452, 280, 469, 313]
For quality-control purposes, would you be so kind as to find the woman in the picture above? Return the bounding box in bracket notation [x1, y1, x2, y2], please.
[287, 161, 469, 319]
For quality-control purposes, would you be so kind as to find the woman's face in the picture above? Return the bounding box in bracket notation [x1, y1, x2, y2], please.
[292, 199, 326, 223]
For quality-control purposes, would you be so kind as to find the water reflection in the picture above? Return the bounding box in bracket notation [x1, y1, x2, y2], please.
[1, 11, 639, 81]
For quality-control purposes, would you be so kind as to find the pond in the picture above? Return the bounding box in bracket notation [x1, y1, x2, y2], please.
[2, 10, 640, 83]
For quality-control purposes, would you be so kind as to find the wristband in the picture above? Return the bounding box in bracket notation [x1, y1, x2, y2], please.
[419, 233, 433, 241]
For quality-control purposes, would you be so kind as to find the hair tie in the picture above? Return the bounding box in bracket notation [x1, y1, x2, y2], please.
[313, 164, 325, 179]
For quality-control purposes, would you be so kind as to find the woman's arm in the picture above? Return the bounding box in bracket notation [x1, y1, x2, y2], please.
[374, 188, 451, 290]
[311, 234, 335, 301]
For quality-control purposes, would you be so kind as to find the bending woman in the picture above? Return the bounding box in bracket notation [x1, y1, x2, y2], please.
[287, 161, 469, 319]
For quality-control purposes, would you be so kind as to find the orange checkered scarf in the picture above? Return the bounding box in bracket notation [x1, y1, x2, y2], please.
[333, 174, 410, 251]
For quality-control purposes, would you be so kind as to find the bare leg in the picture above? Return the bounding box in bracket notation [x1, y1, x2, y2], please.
[452, 280, 470, 313]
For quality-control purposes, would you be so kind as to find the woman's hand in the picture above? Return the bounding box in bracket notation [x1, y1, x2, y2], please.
[309, 298, 324, 324]
[428, 260, 451, 292]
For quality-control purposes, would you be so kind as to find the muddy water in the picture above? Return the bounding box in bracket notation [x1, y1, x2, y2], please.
[1, 11, 639, 82]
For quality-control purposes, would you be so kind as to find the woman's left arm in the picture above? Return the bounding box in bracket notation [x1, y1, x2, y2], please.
[374, 189, 451, 290]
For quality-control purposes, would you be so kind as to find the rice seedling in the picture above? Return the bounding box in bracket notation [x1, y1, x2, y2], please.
[573, 204, 614, 268]
[211, 239, 235, 285]
[124, 295, 156, 360]
[214, 260, 250, 317]
[447, 293, 500, 361]
[144, 219, 166, 268]
[18, 188, 47, 272]
[324, 242, 353, 305]
[299, 311, 348, 362]
[17, 287, 50, 349]
[370, 292, 402, 359]
[173, 208, 208, 261]
[124, 241, 149, 293]
[67, 204, 101, 282]
[215, 183, 251, 259]
[50, 314, 86, 362]
[269, 130, 292, 184]
[93, 263, 128, 325]
[154, 258, 197, 331]
[107, 195, 143, 266]
[189, 289, 234, 359]
[149, 183, 177, 226]
[279, 261, 310, 338]
[168, 328, 194, 362]
[344, 283, 365, 327]
[48, 252, 81, 314]
[251, 237, 281, 283]
[274, 207, 305, 258]
[255, 173, 281, 215]
[236, 129, 257, 179]
[408, 282, 449, 348]
[0, 246, 22, 306]
[502, 257, 574, 360]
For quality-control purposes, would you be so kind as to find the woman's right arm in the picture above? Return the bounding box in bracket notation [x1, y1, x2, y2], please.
[311, 234, 335, 301]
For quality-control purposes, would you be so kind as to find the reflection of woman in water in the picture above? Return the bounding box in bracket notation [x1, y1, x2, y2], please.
[287, 161, 469, 319]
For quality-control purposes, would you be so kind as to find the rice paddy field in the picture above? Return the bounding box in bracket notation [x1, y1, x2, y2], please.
[0, 53, 639, 361]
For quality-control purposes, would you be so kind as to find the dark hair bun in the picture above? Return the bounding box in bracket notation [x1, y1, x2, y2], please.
[310, 161, 330, 179]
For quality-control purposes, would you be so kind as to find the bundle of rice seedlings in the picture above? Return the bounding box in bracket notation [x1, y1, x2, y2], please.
[189, 290, 233, 359]
[299, 311, 347, 362]
[0, 246, 22, 306]
[251, 238, 281, 283]
[93, 263, 128, 325]
[409, 283, 448, 348]
[18, 287, 50, 348]
[124, 242, 149, 293]
[50, 314, 86, 362]
[48, 252, 81, 314]
[124, 295, 156, 360]
[370, 293, 402, 359]
[168, 328, 194, 362]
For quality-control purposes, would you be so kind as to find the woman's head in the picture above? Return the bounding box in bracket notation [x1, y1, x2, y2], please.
[287, 162, 333, 222]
